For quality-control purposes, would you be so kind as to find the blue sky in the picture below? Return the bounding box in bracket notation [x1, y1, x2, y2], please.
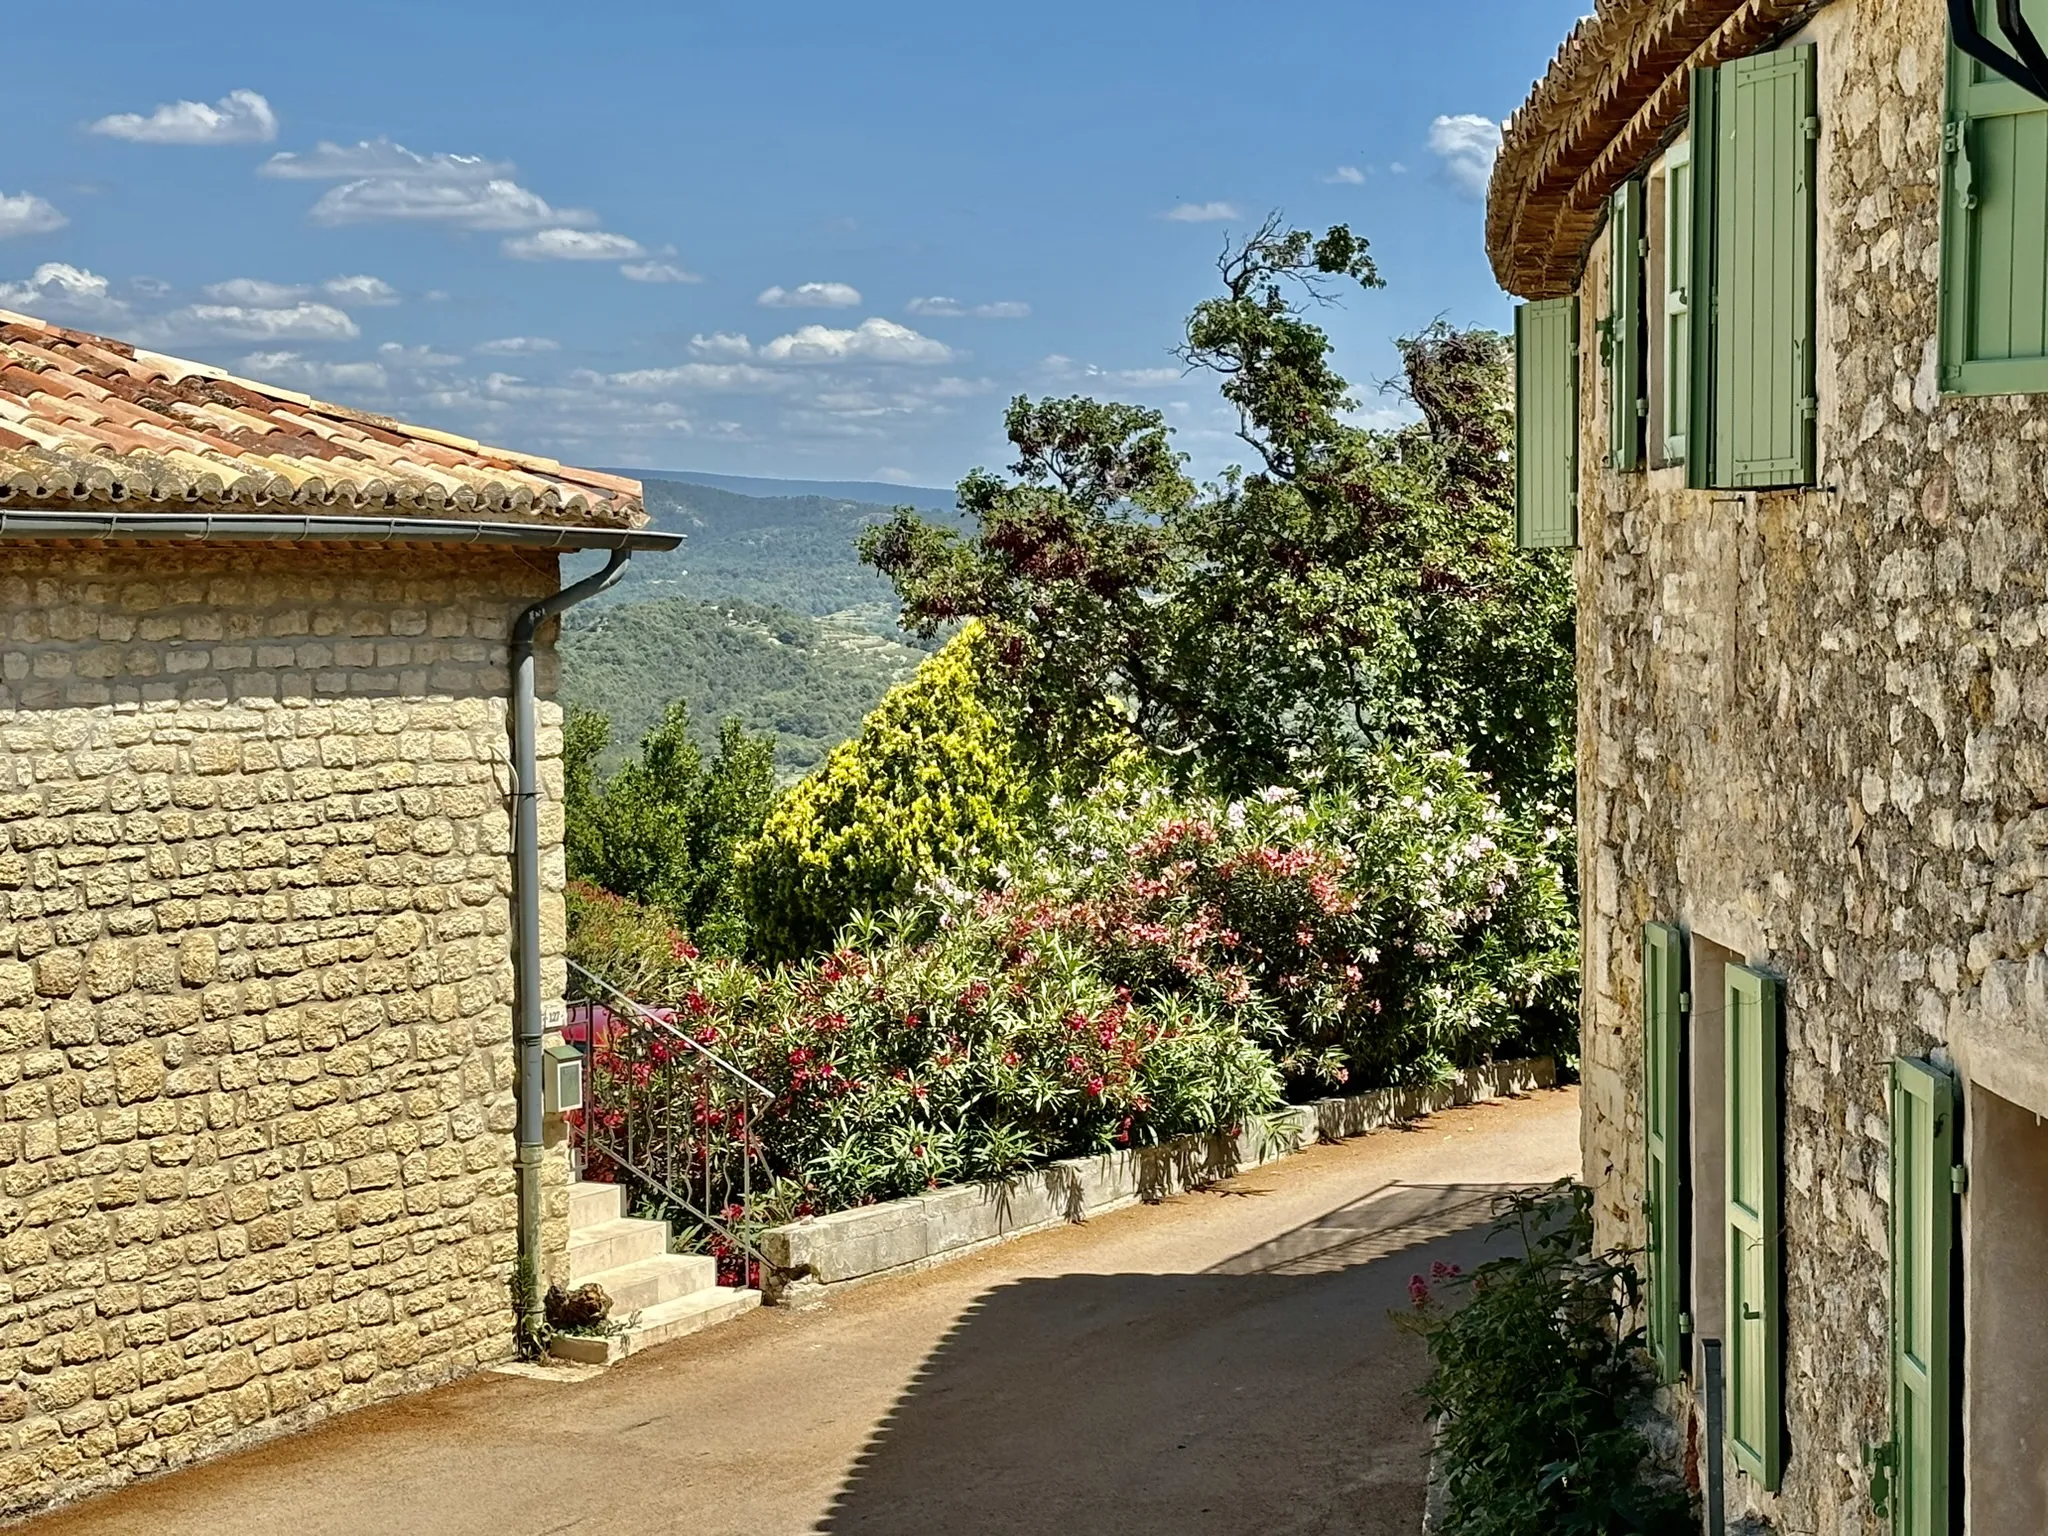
[2, 0, 1583, 488]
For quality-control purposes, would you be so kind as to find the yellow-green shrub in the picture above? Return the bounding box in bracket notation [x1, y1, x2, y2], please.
[738, 622, 1035, 959]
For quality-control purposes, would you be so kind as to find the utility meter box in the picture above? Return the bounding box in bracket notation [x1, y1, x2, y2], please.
[543, 1044, 585, 1115]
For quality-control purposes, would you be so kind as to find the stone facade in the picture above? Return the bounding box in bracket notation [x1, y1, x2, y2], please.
[1572, 0, 2048, 1528]
[0, 542, 573, 1516]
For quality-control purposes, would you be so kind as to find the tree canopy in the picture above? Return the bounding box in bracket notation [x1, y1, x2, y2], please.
[860, 219, 1574, 819]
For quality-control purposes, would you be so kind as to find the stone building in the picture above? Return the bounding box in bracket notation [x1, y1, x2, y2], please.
[0, 308, 672, 1515]
[1492, 2, 2048, 1532]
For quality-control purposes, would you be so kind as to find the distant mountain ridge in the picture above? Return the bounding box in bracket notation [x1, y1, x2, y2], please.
[608, 467, 958, 516]
[559, 473, 963, 773]
[572, 473, 966, 621]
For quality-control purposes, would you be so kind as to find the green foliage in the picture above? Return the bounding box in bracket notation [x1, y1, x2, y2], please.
[861, 218, 1576, 821]
[975, 748, 1577, 1096]
[738, 622, 1038, 961]
[559, 595, 927, 780]
[564, 701, 776, 954]
[567, 885, 1283, 1213]
[1406, 1184, 1692, 1536]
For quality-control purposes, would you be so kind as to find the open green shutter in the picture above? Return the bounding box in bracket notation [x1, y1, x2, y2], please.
[1516, 297, 1579, 548]
[1725, 963, 1782, 1490]
[1643, 923, 1685, 1384]
[1890, 1058, 1958, 1536]
[1941, 0, 2048, 394]
[1662, 145, 1694, 465]
[1690, 47, 1818, 489]
[1609, 179, 1645, 472]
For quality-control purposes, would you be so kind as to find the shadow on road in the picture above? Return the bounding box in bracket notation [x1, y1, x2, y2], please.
[816, 1181, 1531, 1536]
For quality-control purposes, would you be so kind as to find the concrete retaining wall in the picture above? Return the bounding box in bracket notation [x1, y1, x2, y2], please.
[759, 1057, 1555, 1304]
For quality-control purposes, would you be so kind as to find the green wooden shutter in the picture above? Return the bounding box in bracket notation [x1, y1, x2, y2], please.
[1725, 963, 1782, 1490]
[1515, 296, 1579, 549]
[1942, 0, 2048, 394]
[1662, 144, 1693, 465]
[1689, 47, 1818, 490]
[1609, 178, 1645, 472]
[1642, 923, 1685, 1384]
[1889, 1058, 1958, 1536]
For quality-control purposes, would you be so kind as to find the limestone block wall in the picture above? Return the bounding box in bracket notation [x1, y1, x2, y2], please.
[0, 541, 573, 1517]
[1577, 0, 2048, 1528]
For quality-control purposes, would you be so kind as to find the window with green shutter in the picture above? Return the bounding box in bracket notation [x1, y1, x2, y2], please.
[1887, 1058, 1959, 1535]
[1642, 923, 1687, 1384]
[1688, 46, 1818, 490]
[1942, 0, 2048, 394]
[1661, 142, 1693, 464]
[1515, 296, 1579, 549]
[1608, 179, 1646, 472]
[1724, 963, 1782, 1491]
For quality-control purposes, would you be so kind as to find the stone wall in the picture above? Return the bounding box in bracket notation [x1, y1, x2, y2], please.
[0, 541, 573, 1516]
[1576, 0, 2048, 1528]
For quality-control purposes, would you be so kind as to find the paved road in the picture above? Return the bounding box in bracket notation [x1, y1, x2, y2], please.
[30, 1089, 1579, 1536]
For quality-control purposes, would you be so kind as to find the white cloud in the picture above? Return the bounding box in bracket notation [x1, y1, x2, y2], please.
[262, 139, 593, 232]
[1324, 165, 1367, 185]
[475, 336, 561, 356]
[759, 318, 954, 365]
[1039, 354, 1184, 390]
[607, 362, 795, 393]
[90, 89, 277, 146]
[312, 178, 585, 231]
[620, 261, 701, 284]
[689, 332, 756, 360]
[376, 341, 461, 367]
[905, 296, 1031, 319]
[259, 140, 513, 181]
[1428, 114, 1502, 198]
[239, 351, 389, 393]
[757, 281, 862, 309]
[324, 274, 399, 305]
[502, 228, 645, 261]
[204, 277, 308, 305]
[154, 302, 360, 342]
[0, 263, 127, 323]
[0, 192, 67, 240]
[1164, 201, 1241, 223]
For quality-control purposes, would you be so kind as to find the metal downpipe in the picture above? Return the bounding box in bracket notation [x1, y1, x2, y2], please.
[509, 546, 633, 1339]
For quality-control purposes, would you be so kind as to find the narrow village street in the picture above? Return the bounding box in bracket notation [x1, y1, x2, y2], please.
[27, 1089, 1577, 1536]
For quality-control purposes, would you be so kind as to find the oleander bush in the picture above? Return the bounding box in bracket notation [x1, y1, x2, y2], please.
[566, 882, 1282, 1213]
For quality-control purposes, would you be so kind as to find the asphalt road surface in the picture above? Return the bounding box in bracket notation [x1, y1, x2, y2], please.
[28, 1087, 1580, 1536]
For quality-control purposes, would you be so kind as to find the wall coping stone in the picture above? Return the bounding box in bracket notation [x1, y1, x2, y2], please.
[759, 1057, 1557, 1304]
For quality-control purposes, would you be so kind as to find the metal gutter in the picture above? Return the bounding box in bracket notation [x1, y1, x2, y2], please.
[508, 546, 636, 1344]
[0, 508, 681, 552]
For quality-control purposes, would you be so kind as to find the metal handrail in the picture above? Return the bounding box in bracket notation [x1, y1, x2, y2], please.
[566, 959, 773, 1099]
[563, 961, 778, 1287]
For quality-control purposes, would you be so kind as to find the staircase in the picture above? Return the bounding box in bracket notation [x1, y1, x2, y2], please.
[547, 1180, 761, 1365]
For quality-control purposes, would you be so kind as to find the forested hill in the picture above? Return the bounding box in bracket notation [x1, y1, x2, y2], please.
[559, 596, 928, 779]
[577, 474, 965, 621]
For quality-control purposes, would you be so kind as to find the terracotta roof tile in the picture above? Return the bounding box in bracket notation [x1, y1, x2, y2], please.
[0, 307, 644, 527]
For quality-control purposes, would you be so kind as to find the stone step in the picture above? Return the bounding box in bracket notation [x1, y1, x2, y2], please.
[547, 1287, 762, 1366]
[568, 1180, 626, 1232]
[568, 1216, 669, 1283]
[586, 1252, 718, 1314]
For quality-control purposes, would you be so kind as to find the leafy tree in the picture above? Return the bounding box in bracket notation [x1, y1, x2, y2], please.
[860, 218, 1574, 820]
[737, 622, 1038, 961]
[563, 701, 776, 954]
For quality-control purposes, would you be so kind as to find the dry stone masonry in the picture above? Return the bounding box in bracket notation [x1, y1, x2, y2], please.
[1570, 2, 2048, 1529]
[0, 543, 573, 1516]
